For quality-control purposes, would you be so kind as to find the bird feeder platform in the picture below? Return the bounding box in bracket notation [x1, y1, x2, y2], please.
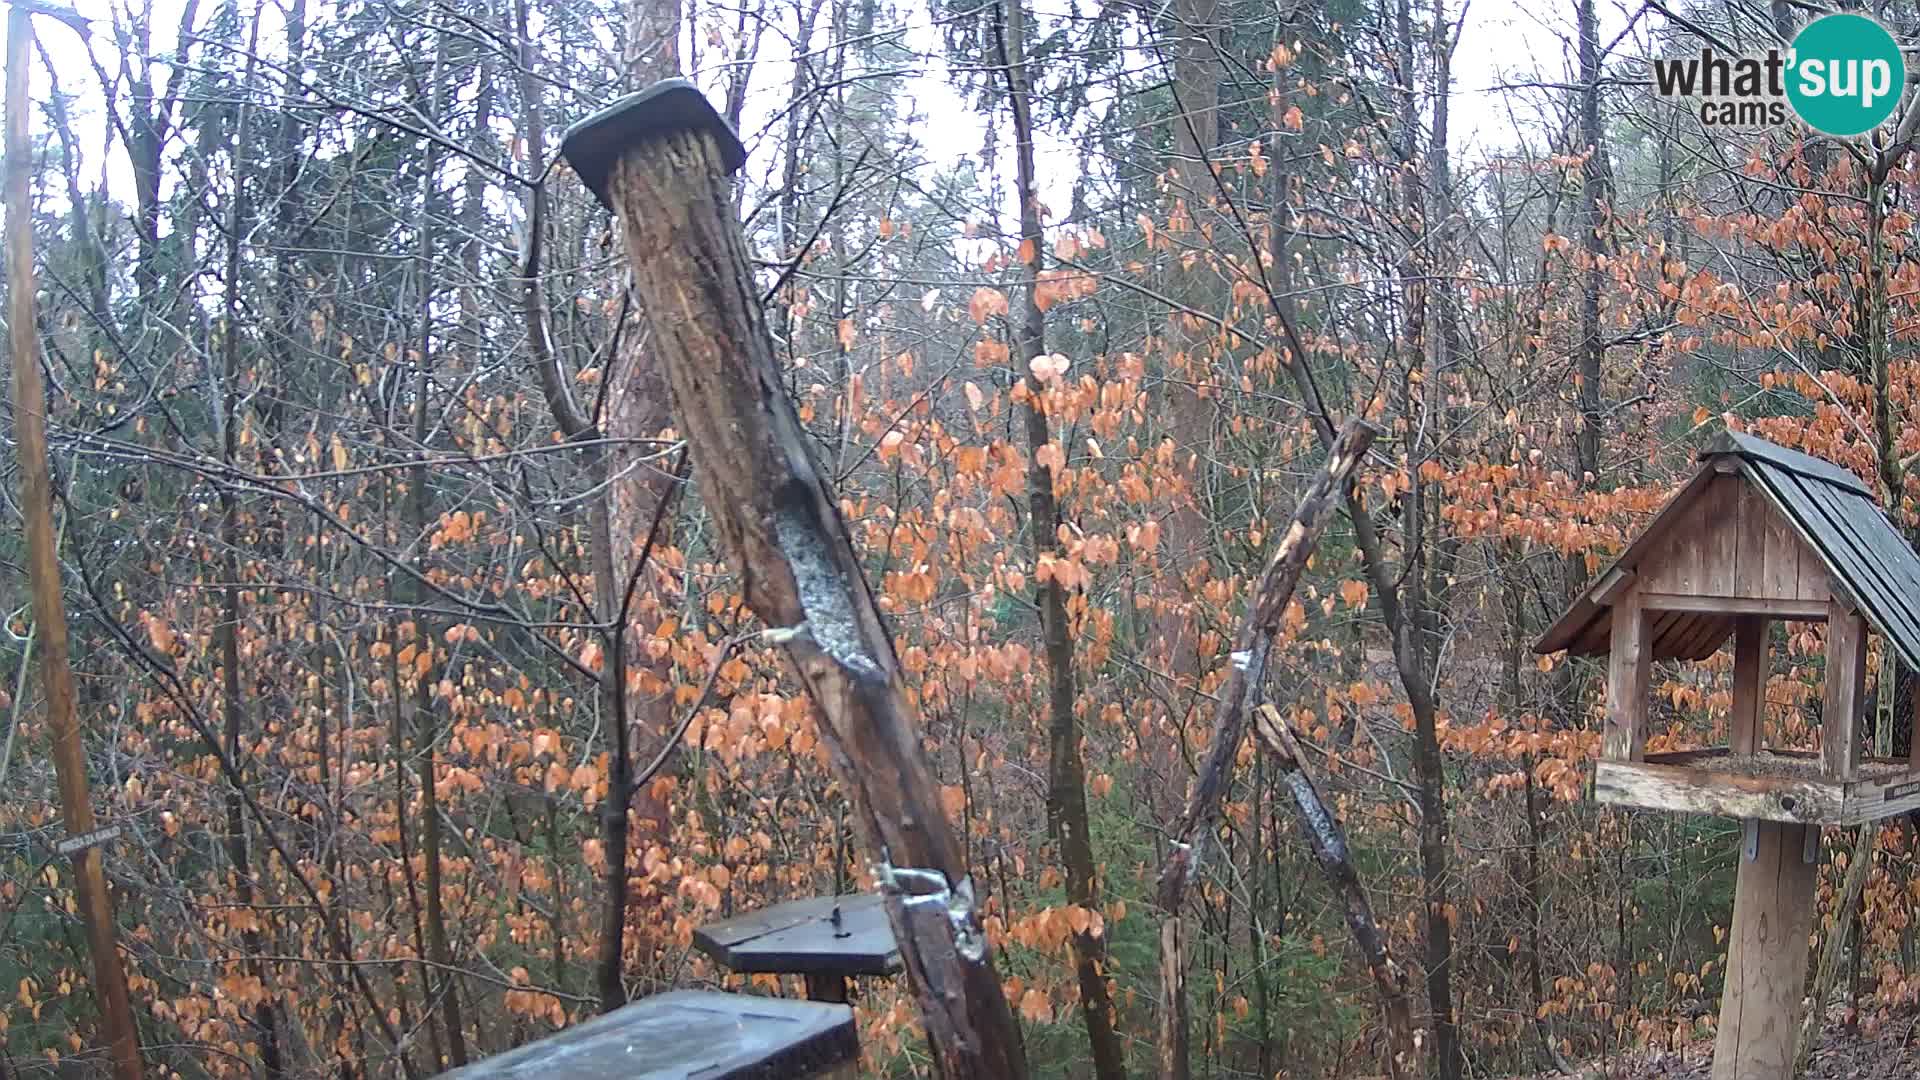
[442, 990, 857, 1079]
[693, 893, 901, 1003]
[1537, 433, 1920, 1080]
[1597, 747, 1920, 825]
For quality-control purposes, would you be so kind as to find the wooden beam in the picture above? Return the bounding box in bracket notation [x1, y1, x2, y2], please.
[1605, 592, 1651, 761]
[1730, 617, 1768, 755]
[1841, 771, 1920, 824]
[1590, 566, 1635, 606]
[1824, 599, 1867, 782]
[1594, 761, 1843, 824]
[1599, 757, 1920, 826]
[1911, 688, 1920, 775]
[1636, 593, 1828, 619]
[1712, 821, 1818, 1080]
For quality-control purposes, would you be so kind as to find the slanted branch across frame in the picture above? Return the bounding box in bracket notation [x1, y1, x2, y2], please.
[558, 81, 1027, 1079]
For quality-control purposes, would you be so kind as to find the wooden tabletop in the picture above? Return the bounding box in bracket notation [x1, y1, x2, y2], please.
[440, 990, 856, 1079]
[693, 893, 902, 978]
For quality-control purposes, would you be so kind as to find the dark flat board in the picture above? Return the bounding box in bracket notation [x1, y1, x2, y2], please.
[694, 893, 900, 978]
[439, 990, 855, 1080]
[558, 79, 748, 210]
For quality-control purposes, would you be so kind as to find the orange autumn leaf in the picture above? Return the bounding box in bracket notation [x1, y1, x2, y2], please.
[145, 613, 175, 655]
[1339, 579, 1368, 609]
[968, 287, 1010, 325]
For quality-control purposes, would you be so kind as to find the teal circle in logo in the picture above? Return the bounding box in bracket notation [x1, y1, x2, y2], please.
[1787, 14, 1906, 137]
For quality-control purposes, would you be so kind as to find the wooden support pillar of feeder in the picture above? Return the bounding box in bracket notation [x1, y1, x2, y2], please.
[1714, 817, 1818, 1080]
[556, 82, 1026, 1079]
[1711, 611, 1825, 1080]
[1536, 434, 1920, 1080]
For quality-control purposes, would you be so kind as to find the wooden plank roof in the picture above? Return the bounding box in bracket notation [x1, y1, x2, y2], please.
[1535, 433, 1920, 671]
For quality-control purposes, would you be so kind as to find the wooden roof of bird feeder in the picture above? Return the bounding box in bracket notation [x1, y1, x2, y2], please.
[1537, 432, 1920, 1080]
[1538, 431, 1920, 825]
[442, 990, 857, 1079]
[693, 893, 901, 1003]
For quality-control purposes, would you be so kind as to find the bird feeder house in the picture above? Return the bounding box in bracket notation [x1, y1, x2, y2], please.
[1537, 432, 1920, 1080]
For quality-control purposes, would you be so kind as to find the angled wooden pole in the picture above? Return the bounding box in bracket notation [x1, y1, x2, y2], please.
[559, 81, 1028, 1079]
[6, 9, 143, 1079]
[1253, 703, 1418, 1078]
[1152, 420, 1394, 1080]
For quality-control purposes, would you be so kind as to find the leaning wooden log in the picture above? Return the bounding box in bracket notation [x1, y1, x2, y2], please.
[6, 10, 143, 1080]
[1254, 702, 1418, 1077]
[1152, 419, 1376, 1080]
[558, 80, 1028, 1079]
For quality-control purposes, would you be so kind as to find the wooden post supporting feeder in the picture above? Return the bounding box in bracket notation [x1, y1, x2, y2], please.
[558, 82, 1028, 1078]
[1537, 433, 1920, 1080]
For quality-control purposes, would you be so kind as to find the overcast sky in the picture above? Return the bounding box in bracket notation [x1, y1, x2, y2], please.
[12, 0, 1643, 235]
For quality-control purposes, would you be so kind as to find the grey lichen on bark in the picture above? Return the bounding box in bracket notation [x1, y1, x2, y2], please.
[771, 479, 885, 685]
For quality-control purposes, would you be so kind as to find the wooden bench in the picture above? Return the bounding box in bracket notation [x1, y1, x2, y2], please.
[441, 990, 857, 1079]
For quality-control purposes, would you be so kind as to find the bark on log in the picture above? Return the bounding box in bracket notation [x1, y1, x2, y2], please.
[1154, 419, 1377, 1080]
[563, 86, 1028, 1079]
[6, 11, 143, 1080]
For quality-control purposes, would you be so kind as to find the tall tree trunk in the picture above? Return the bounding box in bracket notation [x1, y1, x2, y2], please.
[996, 4, 1127, 1077]
[1574, 0, 1608, 490]
[600, 0, 685, 1008]
[407, 33, 466, 1067]
[1392, 0, 1460, 1073]
[5, 12, 144, 1079]
[216, 15, 283, 1072]
[1160, 0, 1221, 677]
[516, 0, 684, 1011]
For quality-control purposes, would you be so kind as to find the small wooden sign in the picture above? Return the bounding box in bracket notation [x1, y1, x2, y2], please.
[55, 824, 121, 857]
[1885, 780, 1920, 802]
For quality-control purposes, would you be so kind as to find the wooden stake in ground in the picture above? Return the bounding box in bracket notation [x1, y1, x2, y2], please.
[1153, 420, 1399, 1080]
[5, 8, 143, 1079]
[558, 81, 1028, 1080]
